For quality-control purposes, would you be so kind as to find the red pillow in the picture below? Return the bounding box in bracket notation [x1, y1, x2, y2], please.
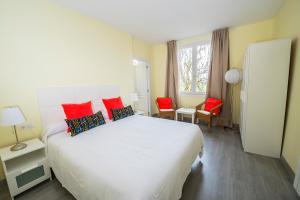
[62, 101, 93, 132]
[156, 97, 172, 109]
[102, 97, 124, 119]
[204, 98, 222, 114]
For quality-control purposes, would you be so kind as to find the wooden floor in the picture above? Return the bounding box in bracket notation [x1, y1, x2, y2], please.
[0, 124, 299, 200]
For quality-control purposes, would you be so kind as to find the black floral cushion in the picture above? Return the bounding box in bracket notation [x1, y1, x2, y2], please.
[65, 111, 105, 136]
[111, 105, 134, 121]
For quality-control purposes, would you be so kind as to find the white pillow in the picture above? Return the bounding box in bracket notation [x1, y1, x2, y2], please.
[92, 99, 109, 119]
[43, 122, 67, 140]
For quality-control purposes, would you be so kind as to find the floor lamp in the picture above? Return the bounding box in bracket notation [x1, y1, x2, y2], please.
[225, 68, 243, 127]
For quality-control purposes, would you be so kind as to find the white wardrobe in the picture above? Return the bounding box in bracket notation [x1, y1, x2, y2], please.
[240, 39, 291, 158]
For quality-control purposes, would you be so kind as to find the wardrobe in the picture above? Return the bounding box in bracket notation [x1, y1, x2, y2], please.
[240, 39, 292, 158]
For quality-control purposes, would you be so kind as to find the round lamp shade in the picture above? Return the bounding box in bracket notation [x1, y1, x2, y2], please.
[225, 69, 242, 84]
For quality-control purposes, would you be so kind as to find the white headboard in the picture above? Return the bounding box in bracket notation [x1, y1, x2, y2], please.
[37, 85, 120, 130]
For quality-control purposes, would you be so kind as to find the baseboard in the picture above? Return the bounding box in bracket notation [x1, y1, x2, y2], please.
[280, 156, 295, 183]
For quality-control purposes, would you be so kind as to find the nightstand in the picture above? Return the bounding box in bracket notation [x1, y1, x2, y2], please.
[0, 138, 51, 199]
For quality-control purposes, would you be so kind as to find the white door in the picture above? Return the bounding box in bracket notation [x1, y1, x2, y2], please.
[134, 60, 151, 116]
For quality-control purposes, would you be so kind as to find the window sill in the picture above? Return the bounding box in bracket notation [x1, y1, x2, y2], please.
[179, 92, 206, 97]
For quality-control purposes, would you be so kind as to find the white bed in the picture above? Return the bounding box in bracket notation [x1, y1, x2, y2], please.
[38, 86, 204, 200]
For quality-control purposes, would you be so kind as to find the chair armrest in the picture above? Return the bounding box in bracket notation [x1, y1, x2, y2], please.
[210, 103, 223, 114]
[196, 102, 205, 110]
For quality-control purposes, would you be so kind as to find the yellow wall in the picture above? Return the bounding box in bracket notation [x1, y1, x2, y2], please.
[150, 19, 276, 120]
[133, 38, 152, 63]
[0, 0, 151, 180]
[150, 44, 167, 113]
[229, 19, 276, 123]
[275, 0, 300, 173]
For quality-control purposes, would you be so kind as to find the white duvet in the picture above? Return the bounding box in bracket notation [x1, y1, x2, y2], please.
[47, 115, 203, 200]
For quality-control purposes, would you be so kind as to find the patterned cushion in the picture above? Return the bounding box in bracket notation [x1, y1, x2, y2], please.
[65, 111, 105, 136]
[111, 105, 134, 121]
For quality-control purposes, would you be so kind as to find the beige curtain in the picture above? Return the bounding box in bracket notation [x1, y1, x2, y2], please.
[207, 28, 232, 127]
[165, 40, 179, 107]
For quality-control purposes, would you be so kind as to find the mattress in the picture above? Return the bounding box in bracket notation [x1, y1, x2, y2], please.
[47, 115, 203, 200]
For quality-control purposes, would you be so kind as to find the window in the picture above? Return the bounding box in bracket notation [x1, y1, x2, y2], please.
[178, 41, 211, 95]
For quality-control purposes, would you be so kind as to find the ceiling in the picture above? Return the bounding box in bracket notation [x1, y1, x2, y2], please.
[54, 0, 284, 43]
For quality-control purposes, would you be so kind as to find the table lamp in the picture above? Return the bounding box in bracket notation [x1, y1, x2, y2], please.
[0, 106, 27, 151]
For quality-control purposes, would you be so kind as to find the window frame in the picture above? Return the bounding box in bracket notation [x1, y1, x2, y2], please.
[178, 40, 211, 96]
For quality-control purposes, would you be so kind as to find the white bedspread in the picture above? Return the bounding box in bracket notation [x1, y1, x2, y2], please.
[47, 115, 203, 200]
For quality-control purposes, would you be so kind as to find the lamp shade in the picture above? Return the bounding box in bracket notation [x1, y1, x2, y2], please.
[130, 93, 139, 102]
[0, 106, 26, 126]
[225, 69, 242, 84]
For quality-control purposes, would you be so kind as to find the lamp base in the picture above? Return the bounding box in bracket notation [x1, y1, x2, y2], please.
[10, 143, 27, 151]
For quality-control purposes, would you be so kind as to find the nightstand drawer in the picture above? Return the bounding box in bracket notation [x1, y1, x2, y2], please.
[6, 160, 50, 197]
[16, 165, 45, 188]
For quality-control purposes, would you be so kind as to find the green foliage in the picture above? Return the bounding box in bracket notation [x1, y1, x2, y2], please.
[179, 43, 211, 94]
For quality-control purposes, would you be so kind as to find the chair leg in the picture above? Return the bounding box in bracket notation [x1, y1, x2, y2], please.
[208, 118, 212, 131]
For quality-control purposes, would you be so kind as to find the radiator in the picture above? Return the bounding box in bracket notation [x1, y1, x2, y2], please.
[294, 158, 300, 196]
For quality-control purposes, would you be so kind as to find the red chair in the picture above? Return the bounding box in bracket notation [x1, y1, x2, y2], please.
[195, 98, 223, 130]
[156, 97, 176, 120]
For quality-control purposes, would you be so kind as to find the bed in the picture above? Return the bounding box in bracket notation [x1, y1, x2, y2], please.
[38, 86, 204, 200]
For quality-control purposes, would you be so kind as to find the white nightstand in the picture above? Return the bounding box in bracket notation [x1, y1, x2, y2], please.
[0, 138, 51, 199]
[135, 110, 145, 115]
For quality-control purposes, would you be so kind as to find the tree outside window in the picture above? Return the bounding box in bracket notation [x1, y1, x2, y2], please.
[178, 41, 211, 95]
